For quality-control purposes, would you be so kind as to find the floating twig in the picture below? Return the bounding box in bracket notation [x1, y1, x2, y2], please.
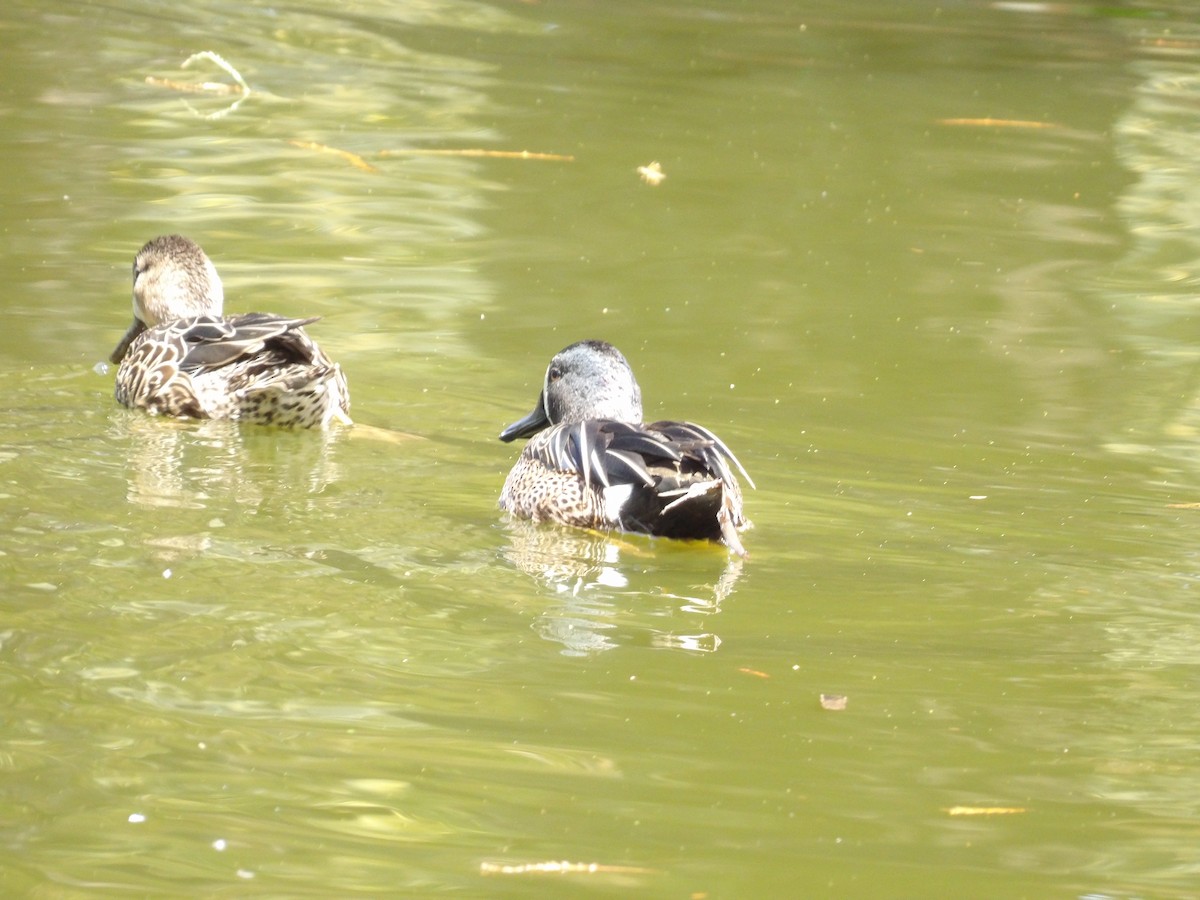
[183, 51, 249, 93]
[144, 77, 240, 96]
[378, 148, 575, 162]
[936, 118, 1057, 129]
[145, 51, 250, 120]
[289, 140, 380, 174]
[480, 860, 654, 876]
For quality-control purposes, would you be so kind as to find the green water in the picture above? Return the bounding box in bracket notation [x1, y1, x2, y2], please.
[4, 0, 1200, 895]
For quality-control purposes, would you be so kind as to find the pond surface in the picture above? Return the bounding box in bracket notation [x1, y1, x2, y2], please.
[4, 0, 1200, 895]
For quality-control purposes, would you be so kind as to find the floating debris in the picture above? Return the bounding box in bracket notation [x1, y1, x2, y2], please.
[637, 161, 666, 186]
[819, 693, 848, 711]
[945, 805, 1027, 816]
[289, 140, 379, 174]
[379, 148, 574, 162]
[480, 860, 654, 876]
[291, 144, 575, 173]
[144, 76, 240, 95]
[145, 50, 250, 120]
[936, 118, 1057, 129]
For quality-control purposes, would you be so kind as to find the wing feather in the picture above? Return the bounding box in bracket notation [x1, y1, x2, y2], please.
[167, 314, 325, 373]
[525, 418, 750, 493]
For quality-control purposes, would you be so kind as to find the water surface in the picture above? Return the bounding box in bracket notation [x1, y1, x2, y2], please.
[3, 0, 1200, 895]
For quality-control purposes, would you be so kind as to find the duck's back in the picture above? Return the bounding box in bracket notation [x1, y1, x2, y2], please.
[115, 313, 350, 428]
[500, 418, 750, 553]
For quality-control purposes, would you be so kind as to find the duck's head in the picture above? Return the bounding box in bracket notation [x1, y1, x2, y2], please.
[499, 339, 644, 442]
[110, 235, 224, 364]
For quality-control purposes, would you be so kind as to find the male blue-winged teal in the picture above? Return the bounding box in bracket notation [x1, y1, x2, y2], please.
[498, 340, 754, 555]
[109, 235, 351, 428]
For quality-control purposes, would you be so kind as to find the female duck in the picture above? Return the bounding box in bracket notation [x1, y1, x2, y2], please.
[109, 235, 351, 428]
[498, 340, 754, 555]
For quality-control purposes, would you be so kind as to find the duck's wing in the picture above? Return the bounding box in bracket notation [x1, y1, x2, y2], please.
[527, 419, 753, 492]
[116, 313, 339, 419]
[177, 313, 324, 372]
[524, 420, 659, 490]
[114, 320, 205, 418]
[512, 419, 752, 554]
[645, 420, 756, 490]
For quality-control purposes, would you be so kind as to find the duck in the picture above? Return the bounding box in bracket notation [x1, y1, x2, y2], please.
[109, 235, 351, 428]
[498, 339, 754, 555]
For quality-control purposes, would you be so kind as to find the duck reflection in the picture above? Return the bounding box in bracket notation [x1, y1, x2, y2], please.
[109, 411, 346, 512]
[500, 518, 744, 656]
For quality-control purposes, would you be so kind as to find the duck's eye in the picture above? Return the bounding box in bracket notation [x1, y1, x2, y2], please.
[548, 366, 563, 382]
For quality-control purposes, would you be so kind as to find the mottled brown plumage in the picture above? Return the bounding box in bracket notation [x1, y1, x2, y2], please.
[110, 235, 350, 429]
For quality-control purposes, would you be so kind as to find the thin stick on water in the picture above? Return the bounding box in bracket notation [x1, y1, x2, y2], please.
[288, 140, 380, 174]
[290, 143, 574, 173]
[144, 51, 250, 120]
[378, 148, 575, 162]
[145, 53, 576, 164]
[182, 51, 249, 119]
[182, 51, 249, 93]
